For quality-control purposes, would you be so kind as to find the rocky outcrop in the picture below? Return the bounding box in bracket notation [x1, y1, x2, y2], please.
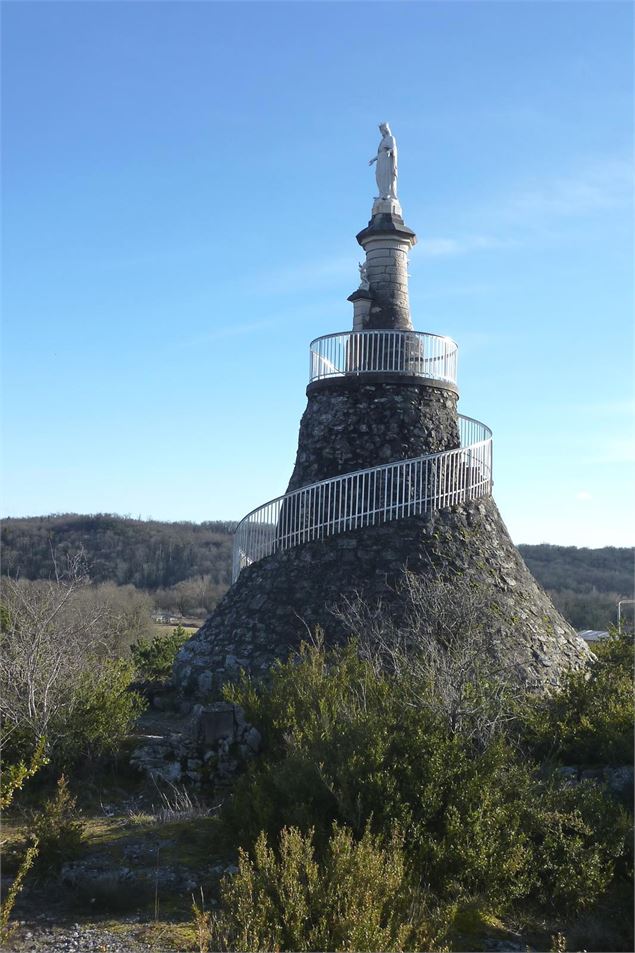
[173, 497, 592, 704]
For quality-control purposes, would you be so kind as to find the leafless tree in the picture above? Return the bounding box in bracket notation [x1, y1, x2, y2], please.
[86, 582, 154, 653]
[332, 569, 530, 745]
[0, 552, 148, 747]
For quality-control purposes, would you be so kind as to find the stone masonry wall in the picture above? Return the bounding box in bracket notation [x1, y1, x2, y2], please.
[356, 212, 417, 331]
[286, 380, 460, 492]
[364, 238, 412, 330]
[172, 497, 592, 705]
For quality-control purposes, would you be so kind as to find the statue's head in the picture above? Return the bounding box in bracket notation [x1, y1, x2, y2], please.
[379, 122, 391, 135]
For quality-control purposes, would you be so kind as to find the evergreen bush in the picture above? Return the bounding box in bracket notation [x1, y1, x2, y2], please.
[130, 625, 190, 681]
[0, 739, 48, 943]
[29, 774, 85, 872]
[210, 823, 447, 952]
[52, 658, 146, 768]
[222, 638, 630, 918]
[520, 628, 634, 765]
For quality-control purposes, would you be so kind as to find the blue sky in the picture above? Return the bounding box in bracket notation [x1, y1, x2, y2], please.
[2, 1, 633, 547]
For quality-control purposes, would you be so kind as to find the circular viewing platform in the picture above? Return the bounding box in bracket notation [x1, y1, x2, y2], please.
[309, 330, 458, 386]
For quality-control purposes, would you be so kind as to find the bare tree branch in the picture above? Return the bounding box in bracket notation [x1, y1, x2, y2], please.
[0, 554, 150, 749]
[332, 568, 530, 746]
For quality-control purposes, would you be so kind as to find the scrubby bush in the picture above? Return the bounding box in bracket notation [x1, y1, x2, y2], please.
[3, 657, 145, 772]
[222, 638, 630, 919]
[334, 571, 524, 745]
[210, 823, 446, 952]
[0, 737, 48, 811]
[526, 780, 629, 912]
[53, 658, 146, 767]
[29, 774, 85, 873]
[0, 739, 48, 943]
[0, 557, 146, 768]
[520, 628, 634, 765]
[130, 625, 190, 681]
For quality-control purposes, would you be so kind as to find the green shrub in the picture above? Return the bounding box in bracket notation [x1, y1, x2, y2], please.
[520, 628, 634, 765]
[0, 738, 48, 943]
[131, 625, 190, 681]
[0, 568, 148, 770]
[224, 642, 535, 905]
[221, 639, 629, 916]
[526, 780, 630, 912]
[423, 745, 535, 905]
[0, 737, 48, 811]
[49, 658, 146, 769]
[0, 840, 38, 944]
[29, 774, 85, 873]
[210, 823, 446, 952]
[1, 657, 145, 769]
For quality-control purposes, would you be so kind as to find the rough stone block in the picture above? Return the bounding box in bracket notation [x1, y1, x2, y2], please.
[197, 671, 213, 694]
[197, 704, 236, 745]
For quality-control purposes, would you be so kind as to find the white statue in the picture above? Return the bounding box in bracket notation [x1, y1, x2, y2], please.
[358, 261, 370, 290]
[369, 122, 398, 200]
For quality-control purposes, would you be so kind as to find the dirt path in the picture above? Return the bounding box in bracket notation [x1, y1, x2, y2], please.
[7, 922, 192, 952]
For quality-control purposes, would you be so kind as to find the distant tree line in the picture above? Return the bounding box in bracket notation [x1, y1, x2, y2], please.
[1, 514, 234, 614]
[1, 515, 632, 628]
[519, 543, 634, 630]
[518, 543, 633, 596]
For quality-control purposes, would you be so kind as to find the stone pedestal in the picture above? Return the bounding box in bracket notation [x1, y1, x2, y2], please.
[347, 288, 373, 332]
[372, 197, 403, 217]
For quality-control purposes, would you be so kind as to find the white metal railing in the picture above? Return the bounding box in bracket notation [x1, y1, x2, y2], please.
[232, 415, 492, 582]
[309, 330, 458, 385]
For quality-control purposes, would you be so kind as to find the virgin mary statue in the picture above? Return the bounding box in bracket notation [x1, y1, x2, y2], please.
[369, 123, 398, 200]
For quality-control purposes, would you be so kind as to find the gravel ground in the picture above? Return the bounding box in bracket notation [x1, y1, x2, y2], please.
[6, 924, 187, 953]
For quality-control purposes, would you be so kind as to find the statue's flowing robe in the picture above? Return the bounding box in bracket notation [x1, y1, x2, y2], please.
[376, 134, 398, 198]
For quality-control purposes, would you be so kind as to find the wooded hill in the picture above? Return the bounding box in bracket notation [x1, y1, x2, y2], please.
[1, 514, 633, 628]
[1, 514, 235, 589]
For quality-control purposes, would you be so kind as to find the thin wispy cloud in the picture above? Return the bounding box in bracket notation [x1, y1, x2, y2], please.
[417, 282, 496, 300]
[501, 156, 632, 224]
[250, 255, 355, 296]
[568, 399, 635, 419]
[575, 490, 593, 502]
[416, 154, 632, 257]
[180, 318, 279, 348]
[416, 235, 514, 258]
[581, 437, 635, 466]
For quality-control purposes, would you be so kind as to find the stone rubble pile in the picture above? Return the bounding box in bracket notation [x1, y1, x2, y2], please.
[130, 702, 260, 788]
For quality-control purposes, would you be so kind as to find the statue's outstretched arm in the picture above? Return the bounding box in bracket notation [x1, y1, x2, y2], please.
[368, 156, 377, 165]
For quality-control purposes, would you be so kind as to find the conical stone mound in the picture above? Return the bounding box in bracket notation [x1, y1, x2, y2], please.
[173, 498, 591, 700]
[172, 126, 592, 705]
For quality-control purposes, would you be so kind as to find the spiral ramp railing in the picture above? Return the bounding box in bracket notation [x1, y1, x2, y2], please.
[309, 330, 458, 385]
[232, 331, 492, 583]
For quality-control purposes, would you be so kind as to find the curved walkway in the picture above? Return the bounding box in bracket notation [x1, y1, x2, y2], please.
[232, 414, 492, 582]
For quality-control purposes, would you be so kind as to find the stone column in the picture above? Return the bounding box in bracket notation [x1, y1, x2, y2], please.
[356, 199, 417, 331]
[347, 288, 373, 332]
